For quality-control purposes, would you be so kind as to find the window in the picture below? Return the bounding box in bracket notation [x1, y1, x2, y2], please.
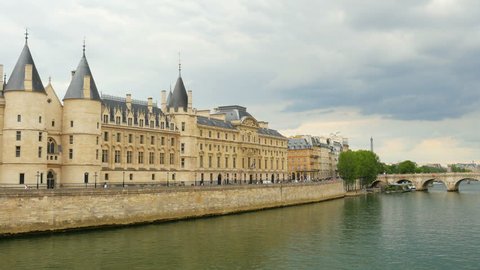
[149, 152, 155, 164]
[115, 116, 121, 125]
[171, 138, 175, 147]
[69, 149, 73, 159]
[225, 133, 228, 140]
[127, 151, 132, 164]
[38, 132, 42, 142]
[52, 120, 55, 127]
[16, 131, 21, 141]
[17, 115, 21, 122]
[38, 147, 42, 158]
[69, 135, 73, 144]
[208, 156, 212, 168]
[96, 137, 99, 145]
[181, 158, 185, 168]
[161, 137, 165, 145]
[19, 173, 25, 184]
[39, 116, 42, 123]
[138, 151, 144, 164]
[150, 121, 154, 128]
[208, 131, 211, 138]
[70, 121, 73, 127]
[102, 150, 108, 163]
[139, 119, 144, 127]
[114, 150, 121, 163]
[172, 173, 175, 180]
[181, 143, 185, 154]
[159, 153, 165, 165]
[96, 149, 99, 160]
[116, 133, 121, 143]
[181, 122, 185, 131]
[129, 173, 133, 180]
[200, 130, 203, 136]
[225, 157, 229, 168]
[140, 135, 144, 144]
[200, 143, 203, 151]
[217, 132, 220, 139]
[103, 115, 108, 123]
[47, 139, 56, 154]
[217, 157, 220, 168]
[233, 157, 236, 168]
[170, 123, 174, 130]
[103, 132, 109, 141]
[151, 136, 155, 145]
[128, 118, 132, 126]
[200, 156, 204, 168]
[161, 122, 165, 129]
[97, 122, 99, 129]
[128, 134, 133, 143]
[152, 174, 155, 180]
[105, 173, 109, 180]
[15, 146, 21, 157]
[169, 153, 174, 164]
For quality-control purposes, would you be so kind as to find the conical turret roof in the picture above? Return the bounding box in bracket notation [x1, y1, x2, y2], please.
[170, 76, 188, 110]
[166, 90, 172, 107]
[5, 43, 45, 92]
[64, 51, 101, 101]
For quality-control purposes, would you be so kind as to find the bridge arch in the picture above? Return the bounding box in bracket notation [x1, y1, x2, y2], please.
[370, 180, 387, 188]
[420, 178, 447, 190]
[454, 178, 480, 191]
[396, 179, 413, 184]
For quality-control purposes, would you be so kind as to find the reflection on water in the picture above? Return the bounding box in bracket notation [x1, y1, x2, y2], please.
[1, 182, 480, 270]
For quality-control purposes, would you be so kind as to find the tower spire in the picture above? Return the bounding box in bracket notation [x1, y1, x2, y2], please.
[24, 28, 28, 44]
[82, 37, 86, 56]
[178, 51, 181, 77]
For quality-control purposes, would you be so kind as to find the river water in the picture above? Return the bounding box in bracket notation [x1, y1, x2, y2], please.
[1, 182, 480, 270]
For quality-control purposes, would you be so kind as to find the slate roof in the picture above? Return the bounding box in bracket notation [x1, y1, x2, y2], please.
[169, 76, 188, 111]
[288, 138, 311, 149]
[5, 43, 45, 92]
[197, 116, 235, 130]
[214, 105, 254, 121]
[102, 95, 164, 127]
[64, 52, 101, 101]
[258, 128, 285, 138]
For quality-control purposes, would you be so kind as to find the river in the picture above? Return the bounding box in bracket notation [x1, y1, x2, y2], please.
[1, 182, 479, 270]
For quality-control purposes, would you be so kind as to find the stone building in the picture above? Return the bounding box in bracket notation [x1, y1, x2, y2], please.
[287, 135, 348, 181]
[0, 37, 287, 187]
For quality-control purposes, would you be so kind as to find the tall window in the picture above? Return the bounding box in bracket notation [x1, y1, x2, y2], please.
[149, 152, 155, 164]
[209, 156, 212, 168]
[117, 133, 121, 143]
[17, 115, 21, 122]
[70, 121, 74, 127]
[19, 173, 25, 184]
[16, 131, 21, 141]
[181, 158, 185, 168]
[102, 150, 108, 163]
[139, 119, 144, 127]
[38, 147, 42, 158]
[15, 146, 21, 157]
[138, 151, 144, 164]
[39, 116, 42, 123]
[217, 157, 221, 168]
[114, 150, 121, 163]
[140, 135, 144, 144]
[128, 118, 132, 126]
[38, 132, 42, 142]
[69, 135, 73, 144]
[69, 149, 73, 159]
[181, 122, 185, 131]
[128, 134, 133, 143]
[103, 132, 109, 141]
[103, 115, 108, 123]
[161, 137, 165, 145]
[233, 157, 236, 168]
[200, 156, 204, 168]
[151, 136, 155, 145]
[169, 153, 174, 164]
[115, 116, 121, 125]
[171, 138, 175, 147]
[47, 139, 56, 154]
[181, 143, 185, 154]
[225, 157, 229, 168]
[127, 151, 132, 164]
[159, 153, 165, 165]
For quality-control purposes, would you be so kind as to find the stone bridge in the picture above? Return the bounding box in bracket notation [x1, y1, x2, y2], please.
[372, 173, 480, 192]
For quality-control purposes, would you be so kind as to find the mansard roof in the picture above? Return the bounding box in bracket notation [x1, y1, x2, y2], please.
[5, 43, 45, 92]
[197, 116, 235, 130]
[101, 94, 164, 127]
[258, 128, 285, 138]
[64, 51, 101, 101]
[214, 105, 254, 121]
[169, 76, 188, 111]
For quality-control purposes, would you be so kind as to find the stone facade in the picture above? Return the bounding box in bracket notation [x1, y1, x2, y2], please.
[0, 181, 345, 235]
[287, 135, 348, 181]
[0, 39, 287, 187]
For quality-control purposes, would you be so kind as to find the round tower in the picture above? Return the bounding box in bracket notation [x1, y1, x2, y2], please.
[61, 45, 101, 186]
[1, 37, 47, 187]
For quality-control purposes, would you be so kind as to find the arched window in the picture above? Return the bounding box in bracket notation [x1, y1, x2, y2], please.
[47, 138, 57, 154]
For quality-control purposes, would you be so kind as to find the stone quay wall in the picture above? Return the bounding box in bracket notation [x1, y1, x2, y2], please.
[0, 181, 344, 235]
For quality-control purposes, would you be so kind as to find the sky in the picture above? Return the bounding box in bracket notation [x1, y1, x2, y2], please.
[0, 0, 479, 165]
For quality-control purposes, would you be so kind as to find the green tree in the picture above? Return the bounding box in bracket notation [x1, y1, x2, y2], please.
[338, 151, 357, 191]
[355, 150, 381, 188]
[397, 160, 417, 174]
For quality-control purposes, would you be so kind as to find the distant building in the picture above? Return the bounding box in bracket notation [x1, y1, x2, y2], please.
[448, 163, 479, 173]
[287, 135, 348, 181]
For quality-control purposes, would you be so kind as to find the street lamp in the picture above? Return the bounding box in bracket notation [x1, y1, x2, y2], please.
[94, 172, 97, 189]
[36, 171, 39, 189]
[84, 172, 89, 188]
[122, 171, 125, 188]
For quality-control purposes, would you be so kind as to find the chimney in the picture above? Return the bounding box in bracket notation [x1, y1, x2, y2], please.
[126, 93, 132, 110]
[187, 90, 192, 110]
[161, 90, 166, 111]
[71, 70, 76, 78]
[24, 64, 33, 91]
[0, 64, 3, 90]
[148, 97, 153, 113]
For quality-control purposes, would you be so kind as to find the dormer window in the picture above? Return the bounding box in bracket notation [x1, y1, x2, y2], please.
[115, 116, 121, 125]
[103, 115, 108, 123]
[139, 119, 144, 127]
[128, 118, 132, 126]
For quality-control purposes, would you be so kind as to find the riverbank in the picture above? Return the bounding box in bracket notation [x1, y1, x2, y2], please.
[0, 181, 344, 236]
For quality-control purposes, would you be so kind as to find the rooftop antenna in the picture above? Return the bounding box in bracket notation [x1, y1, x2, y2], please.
[48, 76, 52, 84]
[24, 28, 29, 44]
[370, 137, 374, 152]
